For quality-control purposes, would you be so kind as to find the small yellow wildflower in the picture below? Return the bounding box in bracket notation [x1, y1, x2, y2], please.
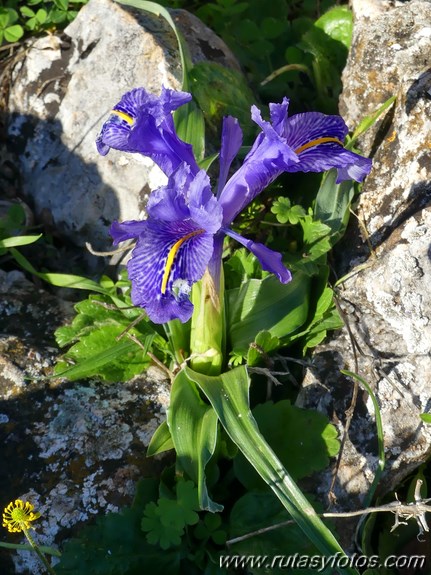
[2, 499, 41, 533]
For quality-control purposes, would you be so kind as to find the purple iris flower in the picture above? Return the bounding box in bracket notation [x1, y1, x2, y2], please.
[96, 86, 200, 177]
[97, 88, 372, 324]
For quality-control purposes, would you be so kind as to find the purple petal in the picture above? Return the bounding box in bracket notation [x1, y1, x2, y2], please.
[96, 120, 131, 156]
[223, 227, 292, 284]
[335, 154, 373, 183]
[217, 116, 243, 196]
[273, 110, 371, 183]
[128, 113, 199, 176]
[114, 88, 157, 118]
[96, 87, 200, 177]
[219, 135, 298, 225]
[187, 170, 223, 233]
[268, 98, 290, 133]
[145, 294, 194, 324]
[126, 219, 214, 323]
[282, 112, 348, 150]
[146, 164, 192, 222]
[159, 86, 193, 117]
[147, 165, 223, 233]
[96, 88, 157, 156]
[110, 220, 148, 244]
[287, 144, 372, 182]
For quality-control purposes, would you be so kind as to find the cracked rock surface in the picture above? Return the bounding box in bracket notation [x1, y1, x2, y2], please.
[296, 1, 431, 547]
[0, 272, 171, 574]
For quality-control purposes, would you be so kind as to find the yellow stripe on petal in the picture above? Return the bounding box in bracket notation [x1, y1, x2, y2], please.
[295, 136, 344, 155]
[111, 109, 134, 125]
[161, 230, 205, 294]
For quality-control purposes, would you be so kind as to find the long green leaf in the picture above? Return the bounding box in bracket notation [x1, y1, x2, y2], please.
[10, 248, 111, 295]
[0, 542, 61, 557]
[0, 234, 42, 248]
[146, 420, 174, 456]
[167, 370, 222, 512]
[186, 365, 358, 573]
[314, 169, 354, 244]
[348, 95, 396, 149]
[227, 272, 310, 354]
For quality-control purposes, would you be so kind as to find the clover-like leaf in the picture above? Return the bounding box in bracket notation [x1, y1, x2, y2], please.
[176, 479, 200, 526]
[141, 480, 200, 550]
[271, 196, 291, 224]
[141, 501, 184, 550]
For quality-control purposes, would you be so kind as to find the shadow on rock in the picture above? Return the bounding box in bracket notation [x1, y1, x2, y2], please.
[6, 111, 121, 253]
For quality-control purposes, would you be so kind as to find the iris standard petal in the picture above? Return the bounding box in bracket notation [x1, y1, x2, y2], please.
[223, 227, 292, 284]
[146, 164, 191, 222]
[218, 135, 299, 225]
[268, 97, 290, 134]
[128, 114, 200, 176]
[187, 170, 223, 233]
[217, 116, 243, 196]
[159, 86, 193, 119]
[126, 219, 214, 323]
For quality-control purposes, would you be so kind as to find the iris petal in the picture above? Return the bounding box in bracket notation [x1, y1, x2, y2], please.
[217, 116, 243, 196]
[125, 219, 214, 324]
[146, 164, 191, 222]
[110, 220, 148, 244]
[282, 111, 348, 149]
[96, 88, 157, 156]
[96, 87, 199, 176]
[223, 227, 291, 284]
[288, 144, 372, 183]
[188, 170, 223, 233]
[219, 135, 298, 224]
[128, 115, 199, 176]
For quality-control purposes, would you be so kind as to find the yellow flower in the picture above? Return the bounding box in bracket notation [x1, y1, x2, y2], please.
[2, 500, 41, 533]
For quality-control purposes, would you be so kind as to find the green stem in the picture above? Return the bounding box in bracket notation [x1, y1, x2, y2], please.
[190, 267, 225, 376]
[22, 528, 56, 575]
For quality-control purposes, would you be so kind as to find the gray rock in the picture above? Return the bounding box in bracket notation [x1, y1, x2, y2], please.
[0, 272, 171, 574]
[8, 0, 239, 250]
[297, 0, 431, 535]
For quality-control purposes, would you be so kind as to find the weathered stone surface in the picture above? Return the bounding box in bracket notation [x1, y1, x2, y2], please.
[7, 0, 239, 249]
[0, 271, 171, 574]
[297, 0, 431, 535]
[340, 0, 431, 250]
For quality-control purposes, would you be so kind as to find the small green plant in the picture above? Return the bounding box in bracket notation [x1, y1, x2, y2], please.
[0, 0, 89, 44]
[0, 7, 24, 43]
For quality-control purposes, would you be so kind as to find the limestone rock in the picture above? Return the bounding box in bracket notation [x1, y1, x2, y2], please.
[0, 271, 171, 574]
[7, 0, 239, 249]
[297, 0, 431, 533]
[339, 0, 431, 248]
